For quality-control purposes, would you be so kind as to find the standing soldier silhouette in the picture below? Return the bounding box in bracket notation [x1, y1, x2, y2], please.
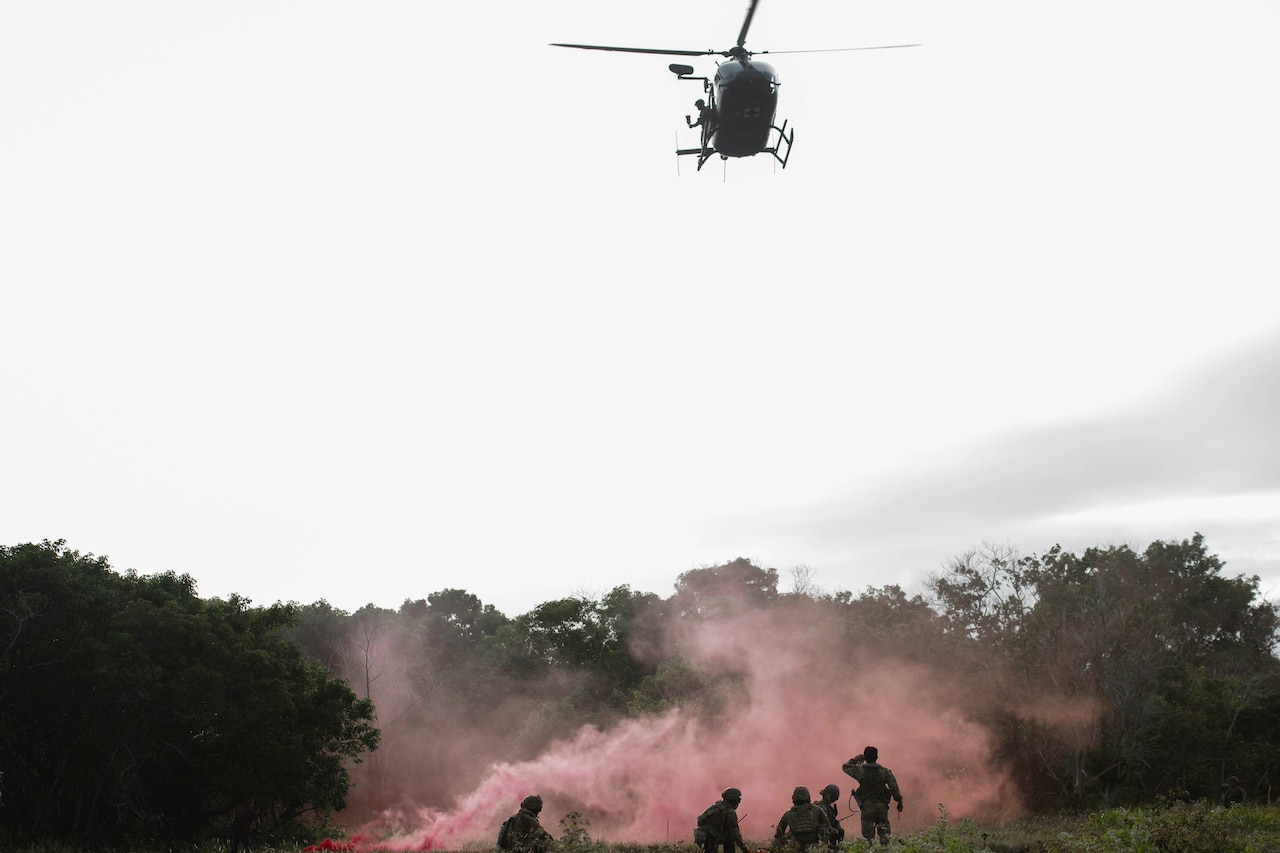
[842, 747, 904, 847]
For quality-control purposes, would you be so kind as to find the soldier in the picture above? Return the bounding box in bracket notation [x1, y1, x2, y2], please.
[814, 785, 845, 848]
[686, 97, 717, 154]
[842, 746, 904, 847]
[687, 99, 716, 130]
[774, 786, 831, 851]
[498, 794, 554, 853]
[696, 787, 751, 853]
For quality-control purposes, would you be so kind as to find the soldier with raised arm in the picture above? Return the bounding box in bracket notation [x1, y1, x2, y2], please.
[841, 746, 903, 847]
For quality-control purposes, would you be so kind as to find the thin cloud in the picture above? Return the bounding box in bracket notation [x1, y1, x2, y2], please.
[732, 331, 1280, 591]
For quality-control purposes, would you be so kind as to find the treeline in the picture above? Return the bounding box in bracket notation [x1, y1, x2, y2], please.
[923, 535, 1279, 806]
[0, 541, 380, 847]
[285, 534, 1280, 819]
[2, 534, 1278, 848]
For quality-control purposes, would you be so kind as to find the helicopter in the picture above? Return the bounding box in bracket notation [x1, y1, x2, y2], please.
[552, 0, 918, 171]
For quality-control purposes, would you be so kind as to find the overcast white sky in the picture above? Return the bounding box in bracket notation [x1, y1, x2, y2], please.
[3, 0, 1278, 618]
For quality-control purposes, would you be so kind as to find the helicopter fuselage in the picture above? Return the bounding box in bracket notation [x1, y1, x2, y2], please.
[707, 58, 780, 157]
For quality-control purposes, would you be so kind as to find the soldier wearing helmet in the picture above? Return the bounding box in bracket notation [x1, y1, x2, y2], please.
[696, 787, 751, 853]
[774, 785, 831, 851]
[499, 794, 553, 853]
[814, 785, 844, 848]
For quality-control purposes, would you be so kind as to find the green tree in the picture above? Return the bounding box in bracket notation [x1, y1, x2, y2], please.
[671, 557, 779, 617]
[926, 542, 1034, 645]
[493, 586, 662, 747]
[930, 534, 1280, 808]
[838, 583, 948, 664]
[0, 541, 379, 845]
[290, 599, 357, 671]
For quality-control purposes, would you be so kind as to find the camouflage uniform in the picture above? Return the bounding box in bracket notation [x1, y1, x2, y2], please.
[504, 796, 553, 853]
[774, 786, 831, 851]
[699, 790, 751, 853]
[814, 785, 844, 848]
[842, 752, 903, 846]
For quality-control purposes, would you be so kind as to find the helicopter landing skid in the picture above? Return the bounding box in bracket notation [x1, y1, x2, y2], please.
[675, 146, 717, 171]
[764, 120, 794, 168]
[674, 121, 794, 172]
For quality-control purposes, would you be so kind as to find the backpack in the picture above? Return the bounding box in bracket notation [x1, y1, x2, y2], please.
[694, 802, 724, 846]
[858, 765, 890, 805]
[497, 815, 515, 850]
[789, 804, 818, 835]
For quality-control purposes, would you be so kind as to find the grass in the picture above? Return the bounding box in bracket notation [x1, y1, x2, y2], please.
[8, 803, 1279, 853]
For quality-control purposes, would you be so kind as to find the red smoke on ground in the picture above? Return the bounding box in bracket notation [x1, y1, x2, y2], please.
[343, 596, 1034, 850]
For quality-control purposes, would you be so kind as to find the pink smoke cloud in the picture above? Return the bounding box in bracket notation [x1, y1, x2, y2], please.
[348, 598, 1024, 851]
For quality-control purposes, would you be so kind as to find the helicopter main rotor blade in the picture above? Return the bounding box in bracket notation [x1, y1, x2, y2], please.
[550, 42, 719, 57]
[758, 43, 922, 55]
[737, 0, 762, 48]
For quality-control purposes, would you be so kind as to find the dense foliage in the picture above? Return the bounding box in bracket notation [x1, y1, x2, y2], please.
[0, 541, 380, 847]
[926, 536, 1280, 808]
[284, 542, 1279, 821]
[3, 534, 1277, 849]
